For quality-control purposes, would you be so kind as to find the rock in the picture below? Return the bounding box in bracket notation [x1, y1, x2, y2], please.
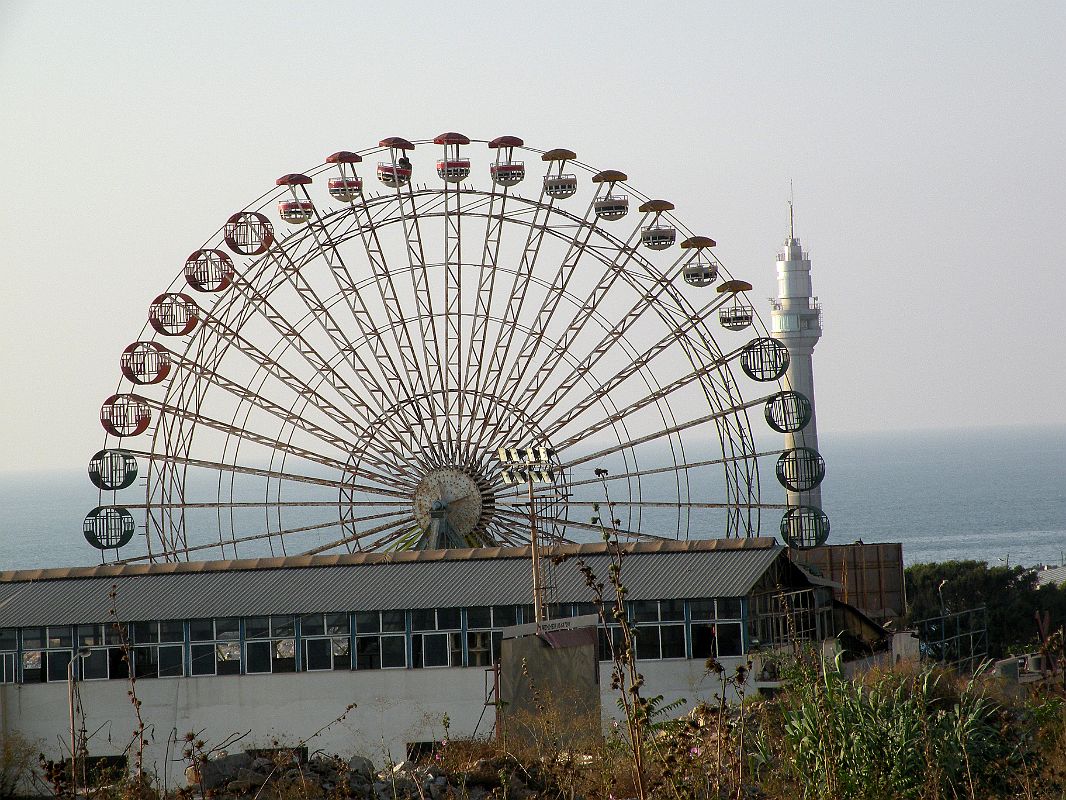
[235, 768, 267, 787]
[347, 755, 375, 778]
[347, 771, 372, 788]
[187, 752, 254, 790]
[463, 758, 504, 787]
[251, 757, 275, 773]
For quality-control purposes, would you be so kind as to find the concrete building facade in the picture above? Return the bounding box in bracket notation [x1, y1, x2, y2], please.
[0, 539, 829, 783]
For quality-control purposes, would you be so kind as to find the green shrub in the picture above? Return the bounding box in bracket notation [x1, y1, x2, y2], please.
[772, 657, 1019, 800]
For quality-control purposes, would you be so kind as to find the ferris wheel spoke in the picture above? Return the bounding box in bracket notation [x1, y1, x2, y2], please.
[166, 350, 396, 471]
[126, 450, 370, 492]
[536, 299, 744, 442]
[495, 508, 666, 542]
[487, 511, 564, 546]
[514, 250, 692, 423]
[299, 513, 417, 556]
[214, 276, 411, 455]
[119, 499, 407, 509]
[470, 162, 561, 451]
[138, 396, 406, 489]
[490, 516, 550, 547]
[487, 207, 742, 453]
[345, 193, 444, 456]
[487, 189, 601, 432]
[158, 316, 414, 479]
[562, 394, 772, 470]
[306, 199, 426, 408]
[534, 450, 784, 497]
[509, 499, 788, 510]
[263, 237, 431, 456]
[300, 192, 452, 463]
[466, 202, 655, 457]
[118, 516, 355, 563]
[247, 510, 414, 559]
[379, 148, 451, 455]
[202, 217, 428, 461]
[483, 199, 654, 454]
[440, 156, 463, 462]
[548, 345, 747, 450]
[461, 185, 509, 464]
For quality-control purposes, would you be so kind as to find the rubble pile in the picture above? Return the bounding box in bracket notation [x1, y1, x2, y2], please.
[185, 751, 543, 800]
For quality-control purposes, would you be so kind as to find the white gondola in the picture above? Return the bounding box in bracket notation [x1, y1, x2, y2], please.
[490, 161, 525, 186]
[641, 225, 676, 250]
[720, 303, 754, 330]
[683, 256, 718, 287]
[278, 199, 314, 224]
[377, 162, 412, 188]
[327, 176, 363, 202]
[594, 194, 629, 220]
[543, 174, 577, 198]
[437, 159, 471, 183]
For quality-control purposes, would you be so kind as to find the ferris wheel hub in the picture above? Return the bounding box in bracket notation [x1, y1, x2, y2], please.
[412, 468, 488, 544]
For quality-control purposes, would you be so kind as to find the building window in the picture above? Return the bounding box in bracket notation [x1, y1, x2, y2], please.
[0, 629, 17, 684]
[190, 618, 240, 676]
[629, 600, 686, 661]
[355, 611, 406, 670]
[245, 616, 296, 674]
[411, 609, 462, 669]
[129, 621, 185, 679]
[748, 588, 826, 647]
[546, 603, 576, 620]
[22, 626, 75, 683]
[466, 607, 512, 667]
[690, 598, 744, 659]
[598, 601, 685, 662]
[598, 625, 626, 662]
[301, 613, 351, 671]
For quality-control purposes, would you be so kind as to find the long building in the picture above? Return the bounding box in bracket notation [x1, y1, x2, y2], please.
[0, 538, 831, 781]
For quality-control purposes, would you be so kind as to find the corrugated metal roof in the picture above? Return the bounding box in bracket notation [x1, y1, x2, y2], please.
[1036, 565, 1066, 587]
[0, 539, 786, 627]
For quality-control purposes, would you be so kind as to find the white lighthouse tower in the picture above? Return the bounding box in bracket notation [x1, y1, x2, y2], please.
[771, 202, 824, 511]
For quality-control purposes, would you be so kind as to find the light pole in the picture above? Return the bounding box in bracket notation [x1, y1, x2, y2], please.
[497, 446, 555, 629]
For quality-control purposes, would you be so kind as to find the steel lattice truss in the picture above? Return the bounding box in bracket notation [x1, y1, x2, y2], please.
[86, 133, 817, 563]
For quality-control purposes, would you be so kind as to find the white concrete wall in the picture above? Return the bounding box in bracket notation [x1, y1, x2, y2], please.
[0, 657, 747, 786]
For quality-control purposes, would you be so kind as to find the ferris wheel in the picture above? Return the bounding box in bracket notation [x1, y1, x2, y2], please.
[84, 132, 826, 563]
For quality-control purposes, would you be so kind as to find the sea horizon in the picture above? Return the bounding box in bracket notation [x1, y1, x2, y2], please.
[2, 423, 1064, 573]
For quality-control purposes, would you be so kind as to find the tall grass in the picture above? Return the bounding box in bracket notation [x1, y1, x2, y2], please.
[748, 656, 1050, 800]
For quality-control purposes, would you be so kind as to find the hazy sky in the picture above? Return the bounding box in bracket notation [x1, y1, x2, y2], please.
[1, 1, 1064, 473]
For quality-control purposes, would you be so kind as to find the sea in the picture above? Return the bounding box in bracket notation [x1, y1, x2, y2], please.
[1, 425, 1063, 572]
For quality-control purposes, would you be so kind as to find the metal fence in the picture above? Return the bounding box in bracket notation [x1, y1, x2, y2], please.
[913, 606, 988, 673]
